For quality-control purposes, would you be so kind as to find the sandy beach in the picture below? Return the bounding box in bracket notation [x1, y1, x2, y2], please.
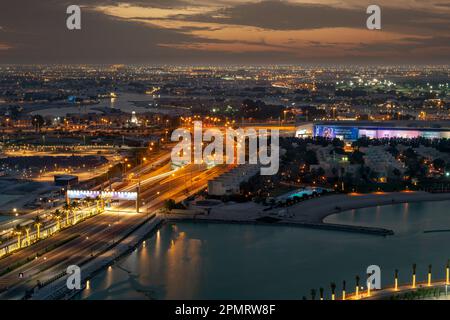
[167, 191, 450, 235]
[290, 191, 450, 223]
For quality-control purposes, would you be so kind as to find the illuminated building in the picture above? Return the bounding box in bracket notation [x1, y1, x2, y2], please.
[299, 121, 450, 142]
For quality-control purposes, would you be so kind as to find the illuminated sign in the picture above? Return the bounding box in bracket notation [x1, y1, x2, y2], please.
[67, 190, 137, 201]
[315, 125, 450, 141]
[314, 125, 359, 141]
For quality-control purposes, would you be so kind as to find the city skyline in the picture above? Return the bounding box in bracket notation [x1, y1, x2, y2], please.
[0, 0, 449, 64]
[0, 1, 448, 304]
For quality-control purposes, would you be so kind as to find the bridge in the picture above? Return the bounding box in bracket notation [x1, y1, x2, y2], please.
[66, 189, 139, 212]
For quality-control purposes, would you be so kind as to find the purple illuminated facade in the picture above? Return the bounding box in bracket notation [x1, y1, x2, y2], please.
[313, 123, 450, 141]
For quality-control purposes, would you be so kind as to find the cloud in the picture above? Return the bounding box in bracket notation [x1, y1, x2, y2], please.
[0, 0, 448, 64]
[167, 0, 449, 35]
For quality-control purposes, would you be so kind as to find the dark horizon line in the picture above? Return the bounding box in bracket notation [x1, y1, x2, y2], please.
[0, 63, 449, 67]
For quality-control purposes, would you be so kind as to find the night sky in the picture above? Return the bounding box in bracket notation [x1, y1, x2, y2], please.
[0, 0, 449, 64]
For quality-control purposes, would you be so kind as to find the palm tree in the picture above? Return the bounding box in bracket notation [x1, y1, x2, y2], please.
[428, 264, 432, 286]
[342, 280, 346, 300]
[446, 260, 449, 285]
[330, 282, 336, 300]
[34, 216, 42, 241]
[63, 203, 71, 226]
[319, 287, 324, 300]
[310, 289, 316, 300]
[14, 224, 23, 249]
[394, 269, 399, 290]
[84, 196, 94, 216]
[53, 210, 62, 230]
[71, 200, 81, 224]
[355, 275, 360, 298]
[412, 263, 417, 287]
[24, 226, 31, 246]
[94, 195, 102, 212]
[84, 196, 91, 208]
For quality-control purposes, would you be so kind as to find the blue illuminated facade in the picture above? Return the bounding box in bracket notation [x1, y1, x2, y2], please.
[313, 123, 450, 141]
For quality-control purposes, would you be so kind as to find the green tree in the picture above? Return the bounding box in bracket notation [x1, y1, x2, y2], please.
[32, 115, 45, 132]
[34, 216, 42, 240]
[304, 150, 318, 165]
[164, 199, 176, 211]
[433, 158, 445, 171]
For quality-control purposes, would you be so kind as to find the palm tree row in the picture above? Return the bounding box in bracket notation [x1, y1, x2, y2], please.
[308, 261, 450, 300]
[7, 198, 104, 253]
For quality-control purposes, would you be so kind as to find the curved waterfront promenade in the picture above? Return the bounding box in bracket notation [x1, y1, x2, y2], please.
[289, 191, 450, 223]
[339, 279, 450, 300]
[74, 198, 450, 300]
[39, 191, 450, 300]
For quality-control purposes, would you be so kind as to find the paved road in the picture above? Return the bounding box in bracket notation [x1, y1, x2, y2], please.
[0, 160, 228, 299]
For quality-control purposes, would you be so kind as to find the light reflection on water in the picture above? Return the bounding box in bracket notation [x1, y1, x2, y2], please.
[78, 200, 450, 300]
[30, 93, 153, 117]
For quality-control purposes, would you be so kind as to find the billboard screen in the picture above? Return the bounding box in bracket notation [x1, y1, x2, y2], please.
[67, 190, 137, 201]
[314, 125, 359, 141]
[314, 125, 450, 141]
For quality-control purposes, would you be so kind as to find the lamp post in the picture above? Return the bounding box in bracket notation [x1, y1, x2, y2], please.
[412, 263, 416, 288]
[428, 264, 432, 287]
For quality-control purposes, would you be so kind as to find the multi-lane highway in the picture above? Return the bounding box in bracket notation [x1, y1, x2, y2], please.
[0, 152, 229, 299]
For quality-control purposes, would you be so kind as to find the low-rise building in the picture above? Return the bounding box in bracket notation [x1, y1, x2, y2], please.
[54, 174, 78, 187]
[360, 146, 404, 182]
[208, 164, 260, 196]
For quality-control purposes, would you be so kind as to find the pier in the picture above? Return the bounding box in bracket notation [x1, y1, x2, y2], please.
[165, 216, 394, 236]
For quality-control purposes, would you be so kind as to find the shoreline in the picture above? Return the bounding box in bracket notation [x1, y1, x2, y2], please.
[166, 191, 450, 236]
[32, 191, 450, 299]
[164, 217, 394, 236]
[31, 214, 163, 300]
[308, 191, 450, 223]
